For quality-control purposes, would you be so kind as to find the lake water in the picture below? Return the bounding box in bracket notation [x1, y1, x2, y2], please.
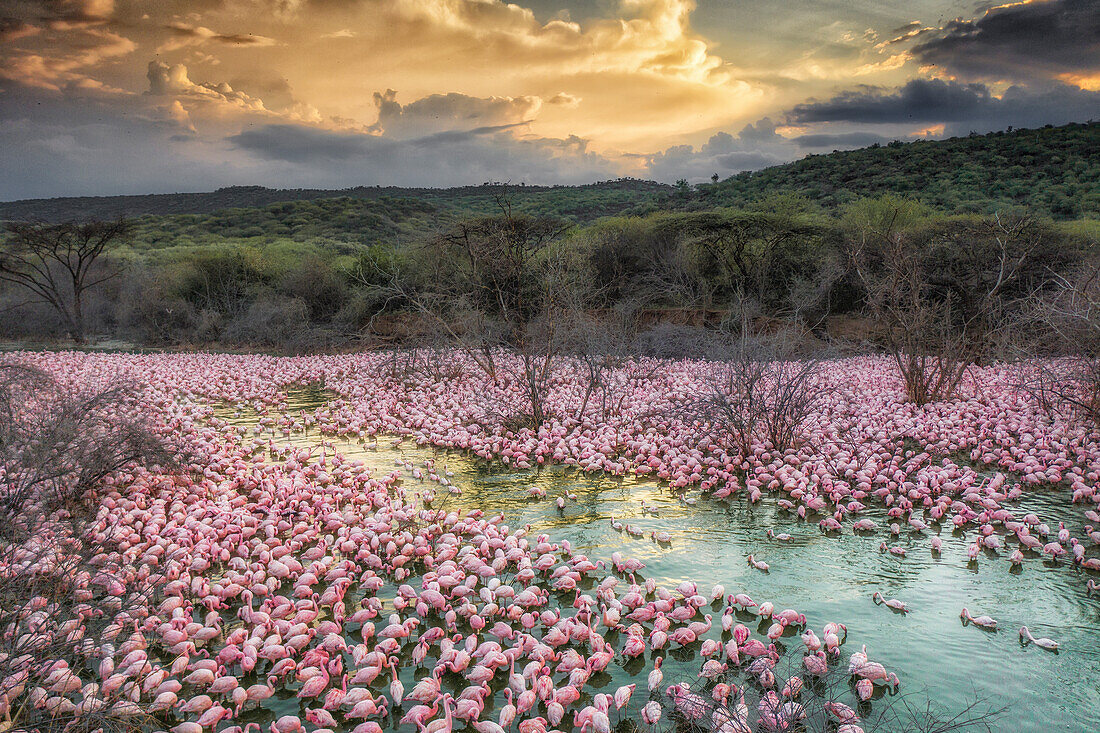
[213, 389, 1100, 733]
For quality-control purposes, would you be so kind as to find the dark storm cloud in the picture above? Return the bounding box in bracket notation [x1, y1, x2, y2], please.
[790, 79, 994, 124]
[643, 126, 789, 182]
[912, 0, 1100, 82]
[788, 79, 1100, 133]
[367, 89, 542, 140]
[227, 121, 618, 187]
[229, 124, 380, 162]
[228, 121, 539, 161]
[714, 151, 782, 170]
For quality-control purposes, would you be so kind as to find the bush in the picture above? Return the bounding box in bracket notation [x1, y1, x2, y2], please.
[171, 247, 274, 316]
[279, 256, 348, 322]
[221, 295, 320, 350]
[115, 268, 197, 344]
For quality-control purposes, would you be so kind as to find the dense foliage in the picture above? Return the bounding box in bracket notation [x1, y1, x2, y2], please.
[703, 123, 1100, 219]
[0, 179, 673, 225]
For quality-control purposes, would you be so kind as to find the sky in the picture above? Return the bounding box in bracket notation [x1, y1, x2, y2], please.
[0, 0, 1098, 199]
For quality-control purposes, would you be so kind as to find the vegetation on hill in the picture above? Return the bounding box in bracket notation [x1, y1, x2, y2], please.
[3, 123, 1098, 228]
[0, 179, 673, 225]
[701, 122, 1100, 218]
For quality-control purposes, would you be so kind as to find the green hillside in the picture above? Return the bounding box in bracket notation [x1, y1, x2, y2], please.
[0, 179, 673, 225]
[701, 122, 1100, 218]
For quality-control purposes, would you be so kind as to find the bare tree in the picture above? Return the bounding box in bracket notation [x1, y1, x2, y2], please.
[843, 199, 1059, 405]
[1016, 262, 1100, 425]
[0, 363, 177, 733]
[0, 219, 132, 342]
[843, 198, 967, 405]
[687, 317, 831, 458]
[357, 191, 574, 429]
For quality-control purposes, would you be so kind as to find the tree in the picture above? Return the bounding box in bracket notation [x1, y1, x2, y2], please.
[355, 191, 573, 427]
[0, 219, 132, 342]
[1017, 260, 1100, 425]
[842, 197, 1066, 404]
[687, 329, 830, 458]
[658, 207, 822, 309]
[842, 196, 967, 404]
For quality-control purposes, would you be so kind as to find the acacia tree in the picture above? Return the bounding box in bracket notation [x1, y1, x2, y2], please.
[0, 219, 132, 342]
[659, 201, 823, 309]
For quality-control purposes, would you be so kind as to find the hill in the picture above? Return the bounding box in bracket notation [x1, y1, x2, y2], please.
[0, 179, 673, 224]
[1, 123, 1097, 229]
[702, 122, 1100, 219]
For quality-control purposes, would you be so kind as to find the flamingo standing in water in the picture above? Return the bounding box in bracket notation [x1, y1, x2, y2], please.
[647, 657, 663, 692]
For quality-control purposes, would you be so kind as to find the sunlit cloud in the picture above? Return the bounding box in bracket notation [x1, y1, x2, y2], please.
[0, 0, 1096, 197]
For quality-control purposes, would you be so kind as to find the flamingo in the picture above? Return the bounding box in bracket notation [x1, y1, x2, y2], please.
[1019, 626, 1059, 650]
[871, 592, 908, 612]
[960, 608, 998, 629]
[648, 657, 664, 692]
[424, 695, 454, 733]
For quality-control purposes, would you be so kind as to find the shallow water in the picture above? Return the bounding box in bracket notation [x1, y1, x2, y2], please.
[210, 389, 1100, 733]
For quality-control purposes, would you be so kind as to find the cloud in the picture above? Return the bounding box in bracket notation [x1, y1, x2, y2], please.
[547, 92, 581, 107]
[789, 79, 994, 124]
[146, 61, 267, 112]
[787, 78, 1100, 134]
[225, 121, 619, 186]
[367, 89, 543, 139]
[18, 0, 116, 26]
[911, 0, 1100, 85]
[737, 117, 780, 143]
[0, 19, 40, 42]
[230, 124, 375, 163]
[0, 85, 599, 200]
[877, 21, 934, 49]
[0, 25, 134, 91]
[3, 0, 1098, 198]
[642, 126, 789, 182]
[157, 23, 277, 53]
[164, 99, 196, 133]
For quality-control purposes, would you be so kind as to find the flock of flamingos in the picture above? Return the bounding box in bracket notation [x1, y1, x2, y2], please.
[7, 350, 1100, 733]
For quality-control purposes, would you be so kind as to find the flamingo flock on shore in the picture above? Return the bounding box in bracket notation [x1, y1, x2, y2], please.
[3, 349, 1099, 733]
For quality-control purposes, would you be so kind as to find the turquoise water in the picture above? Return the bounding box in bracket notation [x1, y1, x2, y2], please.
[209, 390, 1100, 733]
